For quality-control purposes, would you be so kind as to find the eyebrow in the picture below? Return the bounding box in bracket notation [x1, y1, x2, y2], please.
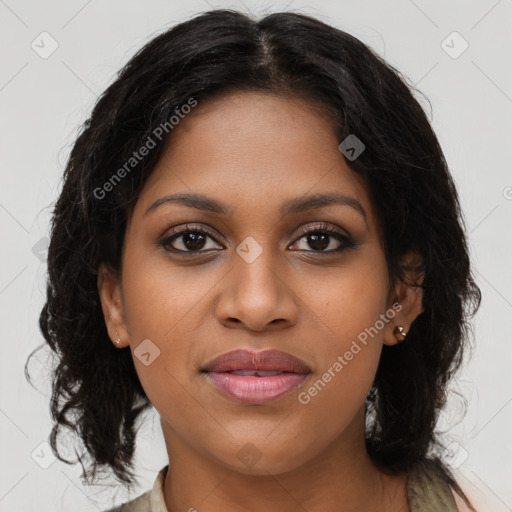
[144, 191, 367, 224]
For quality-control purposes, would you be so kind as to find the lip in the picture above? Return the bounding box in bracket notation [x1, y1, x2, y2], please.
[201, 349, 311, 373]
[201, 349, 311, 405]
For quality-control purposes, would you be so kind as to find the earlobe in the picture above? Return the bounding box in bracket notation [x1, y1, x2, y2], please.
[383, 251, 424, 346]
[392, 325, 407, 342]
[383, 299, 410, 346]
[383, 286, 423, 346]
[97, 262, 128, 348]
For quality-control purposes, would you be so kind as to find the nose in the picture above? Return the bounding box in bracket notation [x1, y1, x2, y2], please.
[214, 247, 299, 332]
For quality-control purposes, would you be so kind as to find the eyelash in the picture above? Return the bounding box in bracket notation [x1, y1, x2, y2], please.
[156, 222, 358, 256]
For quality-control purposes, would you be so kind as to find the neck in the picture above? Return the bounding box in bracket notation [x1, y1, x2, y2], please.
[160, 406, 409, 512]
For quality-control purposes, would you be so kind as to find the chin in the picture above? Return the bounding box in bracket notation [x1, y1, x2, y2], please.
[211, 438, 314, 476]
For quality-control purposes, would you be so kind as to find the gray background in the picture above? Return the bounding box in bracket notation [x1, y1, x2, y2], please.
[1, 0, 511, 510]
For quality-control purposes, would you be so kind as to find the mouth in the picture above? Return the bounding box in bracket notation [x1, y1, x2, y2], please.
[218, 369, 296, 376]
[200, 349, 311, 405]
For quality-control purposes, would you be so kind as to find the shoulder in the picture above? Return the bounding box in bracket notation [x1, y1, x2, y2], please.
[407, 459, 460, 511]
[452, 491, 475, 512]
[407, 459, 492, 512]
[103, 489, 151, 512]
[448, 468, 491, 512]
[102, 465, 169, 512]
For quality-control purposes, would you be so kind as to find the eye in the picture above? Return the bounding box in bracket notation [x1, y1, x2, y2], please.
[157, 222, 357, 256]
[157, 224, 223, 254]
[289, 223, 357, 254]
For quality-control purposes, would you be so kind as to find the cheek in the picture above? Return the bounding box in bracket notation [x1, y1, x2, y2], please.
[305, 250, 389, 337]
[121, 242, 211, 340]
[119, 246, 220, 401]
[295, 254, 389, 406]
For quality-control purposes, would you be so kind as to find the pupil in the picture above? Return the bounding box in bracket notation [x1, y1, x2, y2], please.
[184, 232, 205, 251]
[309, 233, 329, 251]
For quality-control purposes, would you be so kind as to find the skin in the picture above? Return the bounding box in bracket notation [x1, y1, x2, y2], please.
[98, 91, 424, 512]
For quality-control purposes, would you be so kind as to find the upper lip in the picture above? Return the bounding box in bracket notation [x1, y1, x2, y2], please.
[201, 349, 311, 374]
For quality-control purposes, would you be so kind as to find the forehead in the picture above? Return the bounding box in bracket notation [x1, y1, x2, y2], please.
[131, 91, 374, 227]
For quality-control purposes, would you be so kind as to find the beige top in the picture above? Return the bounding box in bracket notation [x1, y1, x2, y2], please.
[105, 460, 461, 512]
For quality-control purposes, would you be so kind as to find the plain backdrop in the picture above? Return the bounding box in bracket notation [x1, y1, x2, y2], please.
[1, 0, 511, 510]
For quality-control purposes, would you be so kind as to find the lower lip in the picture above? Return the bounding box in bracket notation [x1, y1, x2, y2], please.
[203, 372, 309, 404]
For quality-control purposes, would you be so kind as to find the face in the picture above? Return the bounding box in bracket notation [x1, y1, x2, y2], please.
[98, 91, 422, 475]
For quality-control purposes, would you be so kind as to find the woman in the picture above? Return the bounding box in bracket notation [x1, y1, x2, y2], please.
[31, 8, 482, 511]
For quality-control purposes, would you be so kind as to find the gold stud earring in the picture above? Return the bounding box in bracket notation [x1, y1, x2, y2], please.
[393, 325, 407, 342]
[115, 330, 121, 346]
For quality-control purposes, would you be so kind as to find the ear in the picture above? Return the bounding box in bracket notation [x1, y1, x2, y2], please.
[383, 250, 424, 347]
[97, 262, 129, 348]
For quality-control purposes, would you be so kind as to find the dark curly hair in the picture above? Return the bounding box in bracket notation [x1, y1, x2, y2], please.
[26, 8, 481, 508]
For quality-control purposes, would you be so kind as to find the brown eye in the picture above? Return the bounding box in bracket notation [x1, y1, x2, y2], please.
[289, 224, 357, 254]
[303, 233, 332, 251]
[158, 226, 223, 254]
